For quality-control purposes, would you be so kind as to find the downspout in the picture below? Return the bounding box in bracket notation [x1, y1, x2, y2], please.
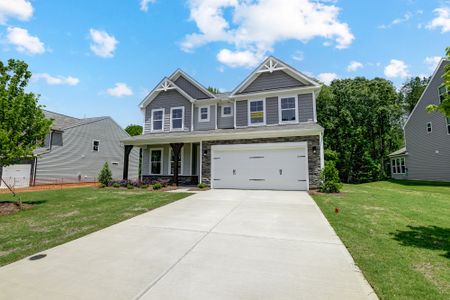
[191, 102, 194, 131]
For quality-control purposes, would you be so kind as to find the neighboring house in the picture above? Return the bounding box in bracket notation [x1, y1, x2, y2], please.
[0, 110, 139, 188]
[122, 56, 324, 191]
[389, 59, 450, 182]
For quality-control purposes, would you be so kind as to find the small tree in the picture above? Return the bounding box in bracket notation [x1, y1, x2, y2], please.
[427, 46, 450, 117]
[98, 162, 112, 186]
[319, 161, 343, 193]
[207, 86, 220, 94]
[125, 124, 142, 136]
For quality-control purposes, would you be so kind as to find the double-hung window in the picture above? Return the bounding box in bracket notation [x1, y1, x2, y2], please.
[279, 96, 298, 123]
[150, 149, 163, 175]
[169, 148, 183, 175]
[249, 100, 265, 125]
[391, 158, 406, 174]
[170, 107, 184, 131]
[199, 106, 209, 122]
[438, 85, 450, 134]
[151, 109, 164, 132]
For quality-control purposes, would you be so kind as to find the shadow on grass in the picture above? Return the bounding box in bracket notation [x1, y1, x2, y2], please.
[388, 179, 450, 187]
[0, 200, 47, 205]
[391, 225, 450, 259]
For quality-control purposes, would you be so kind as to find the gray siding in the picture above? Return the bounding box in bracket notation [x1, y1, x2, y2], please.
[403, 61, 450, 182]
[174, 75, 210, 100]
[144, 90, 192, 134]
[236, 100, 248, 127]
[266, 97, 279, 125]
[141, 143, 193, 176]
[217, 104, 234, 129]
[35, 118, 139, 183]
[298, 93, 314, 122]
[240, 70, 306, 94]
[193, 104, 216, 131]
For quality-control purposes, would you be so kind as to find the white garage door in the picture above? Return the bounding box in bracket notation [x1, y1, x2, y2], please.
[211, 142, 308, 191]
[0, 164, 31, 188]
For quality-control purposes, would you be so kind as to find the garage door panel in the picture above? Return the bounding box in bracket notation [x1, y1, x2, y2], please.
[211, 144, 308, 191]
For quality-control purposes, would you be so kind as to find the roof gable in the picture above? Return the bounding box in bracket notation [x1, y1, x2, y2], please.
[139, 77, 196, 109]
[231, 56, 320, 96]
[169, 69, 216, 100]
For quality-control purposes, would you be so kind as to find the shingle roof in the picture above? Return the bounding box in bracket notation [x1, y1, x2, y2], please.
[388, 147, 407, 157]
[43, 110, 108, 131]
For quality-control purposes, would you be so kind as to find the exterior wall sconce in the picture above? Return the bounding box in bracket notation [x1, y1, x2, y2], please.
[312, 146, 317, 154]
[203, 150, 208, 156]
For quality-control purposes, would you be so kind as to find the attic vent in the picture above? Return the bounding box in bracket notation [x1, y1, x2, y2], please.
[112, 162, 119, 166]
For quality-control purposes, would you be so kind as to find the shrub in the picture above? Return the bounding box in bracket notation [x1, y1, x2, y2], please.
[98, 162, 112, 186]
[140, 184, 149, 189]
[112, 182, 120, 188]
[324, 149, 339, 162]
[319, 161, 343, 193]
[127, 184, 134, 189]
[197, 182, 208, 189]
[99, 183, 106, 188]
[152, 182, 162, 190]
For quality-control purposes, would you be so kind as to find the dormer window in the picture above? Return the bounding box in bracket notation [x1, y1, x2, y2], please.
[151, 109, 164, 132]
[170, 107, 184, 131]
[199, 106, 210, 122]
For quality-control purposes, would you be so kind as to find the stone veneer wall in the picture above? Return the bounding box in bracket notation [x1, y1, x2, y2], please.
[201, 135, 321, 189]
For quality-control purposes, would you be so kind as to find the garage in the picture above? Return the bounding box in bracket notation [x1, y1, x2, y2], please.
[211, 142, 309, 190]
[0, 164, 32, 189]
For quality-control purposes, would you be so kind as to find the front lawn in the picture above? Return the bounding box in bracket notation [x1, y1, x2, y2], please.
[312, 181, 450, 300]
[0, 187, 190, 267]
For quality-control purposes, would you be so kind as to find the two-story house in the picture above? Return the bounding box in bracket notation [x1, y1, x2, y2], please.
[389, 59, 450, 182]
[122, 57, 324, 191]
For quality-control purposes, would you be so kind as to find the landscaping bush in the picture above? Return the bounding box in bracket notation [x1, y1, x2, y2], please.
[152, 182, 162, 190]
[99, 183, 106, 188]
[319, 161, 343, 193]
[112, 182, 120, 188]
[197, 182, 208, 189]
[98, 162, 112, 186]
[140, 184, 149, 189]
[127, 184, 134, 189]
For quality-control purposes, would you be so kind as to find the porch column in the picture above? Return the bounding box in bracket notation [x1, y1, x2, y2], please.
[123, 145, 133, 180]
[170, 143, 184, 186]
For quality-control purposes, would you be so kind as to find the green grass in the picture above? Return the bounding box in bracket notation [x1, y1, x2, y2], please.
[312, 181, 450, 300]
[0, 187, 190, 267]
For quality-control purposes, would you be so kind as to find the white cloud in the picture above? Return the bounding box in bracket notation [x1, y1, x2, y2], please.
[33, 73, 80, 86]
[0, 0, 33, 24]
[424, 56, 441, 71]
[106, 83, 133, 97]
[89, 29, 118, 58]
[217, 49, 263, 68]
[384, 59, 410, 78]
[347, 61, 363, 72]
[426, 7, 450, 33]
[292, 50, 304, 61]
[378, 10, 422, 29]
[317, 72, 338, 85]
[140, 0, 156, 12]
[182, 0, 354, 67]
[6, 26, 45, 55]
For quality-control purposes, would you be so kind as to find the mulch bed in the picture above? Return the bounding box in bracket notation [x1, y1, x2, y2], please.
[0, 202, 33, 216]
[0, 182, 98, 195]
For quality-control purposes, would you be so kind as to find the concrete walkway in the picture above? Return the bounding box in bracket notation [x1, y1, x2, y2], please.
[0, 190, 377, 300]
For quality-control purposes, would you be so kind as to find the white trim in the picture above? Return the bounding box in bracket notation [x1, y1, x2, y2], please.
[198, 105, 210, 122]
[248, 99, 266, 126]
[233, 86, 319, 100]
[312, 92, 317, 123]
[170, 106, 185, 131]
[278, 95, 299, 124]
[221, 104, 233, 117]
[150, 108, 164, 132]
[233, 101, 237, 128]
[427, 122, 432, 133]
[391, 157, 406, 175]
[149, 148, 164, 175]
[92, 139, 100, 152]
[191, 102, 194, 131]
[169, 147, 184, 175]
[139, 78, 196, 109]
[404, 59, 447, 129]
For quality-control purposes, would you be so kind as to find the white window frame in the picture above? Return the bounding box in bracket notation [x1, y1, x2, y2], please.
[278, 95, 299, 124]
[170, 106, 185, 131]
[221, 105, 233, 117]
[169, 148, 184, 175]
[151, 108, 164, 132]
[248, 99, 266, 126]
[150, 148, 164, 175]
[198, 105, 210, 122]
[391, 157, 406, 175]
[427, 122, 432, 133]
[92, 140, 100, 152]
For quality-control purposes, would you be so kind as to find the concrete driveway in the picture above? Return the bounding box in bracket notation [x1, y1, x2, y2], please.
[0, 190, 376, 300]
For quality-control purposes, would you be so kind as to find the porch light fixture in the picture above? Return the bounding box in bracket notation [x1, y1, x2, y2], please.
[203, 150, 208, 156]
[312, 146, 317, 154]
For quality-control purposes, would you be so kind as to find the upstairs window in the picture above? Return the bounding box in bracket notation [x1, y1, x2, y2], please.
[199, 106, 210, 122]
[279, 96, 298, 123]
[170, 107, 184, 131]
[151, 109, 164, 132]
[427, 122, 432, 133]
[249, 100, 265, 125]
[92, 140, 99, 152]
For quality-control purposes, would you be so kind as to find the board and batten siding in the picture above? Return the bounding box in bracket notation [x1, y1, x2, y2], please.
[141, 144, 192, 176]
[173, 75, 210, 100]
[239, 70, 307, 94]
[193, 104, 216, 131]
[144, 90, 192, 134]
[403, 61, 450, 182]
[217, 104, 234, 129]
[35, 118, 139, 183]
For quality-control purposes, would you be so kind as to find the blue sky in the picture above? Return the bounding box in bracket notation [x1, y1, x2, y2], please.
[0, 0, 449, 127]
